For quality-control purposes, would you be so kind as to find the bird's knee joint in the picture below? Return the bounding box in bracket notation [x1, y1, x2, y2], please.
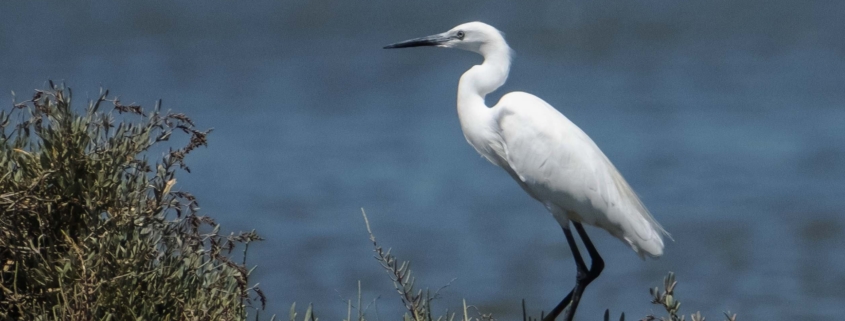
[592, 259, 605, 272]
[576, 270, 590, 282]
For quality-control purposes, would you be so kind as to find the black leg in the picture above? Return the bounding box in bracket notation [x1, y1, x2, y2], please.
[542, 225, 582, 321]
[560, 222, 604, 321]
[542, 222, 605, 321]
[573, 222, 604, 276]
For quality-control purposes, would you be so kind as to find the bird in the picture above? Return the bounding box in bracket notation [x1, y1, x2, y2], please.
[384, 22, 669, 321]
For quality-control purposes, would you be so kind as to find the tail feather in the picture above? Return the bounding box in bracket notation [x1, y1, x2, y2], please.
[603, 155, 670, 259]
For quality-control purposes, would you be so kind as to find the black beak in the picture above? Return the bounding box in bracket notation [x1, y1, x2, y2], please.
[384, 34, 451, 49]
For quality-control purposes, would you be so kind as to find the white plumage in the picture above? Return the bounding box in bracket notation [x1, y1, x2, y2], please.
[385, 21, 669, 320]
[434, 21, 669, 258]
[493, 92, 667, 258]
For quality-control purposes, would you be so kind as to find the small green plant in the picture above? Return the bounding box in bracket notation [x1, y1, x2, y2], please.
[642, 272, 737, 321]
[361, 209, 493, 321]
[0, 82, 268, 320]
[288, 302, 318, 321]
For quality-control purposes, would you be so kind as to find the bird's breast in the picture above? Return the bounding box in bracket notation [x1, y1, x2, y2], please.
[460, 117, 508, 168]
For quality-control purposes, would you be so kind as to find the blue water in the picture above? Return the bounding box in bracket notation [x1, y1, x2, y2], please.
[2, 1, 844, 320]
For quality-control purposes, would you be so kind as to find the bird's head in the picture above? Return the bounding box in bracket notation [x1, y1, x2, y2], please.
[384, 21, 509, 57]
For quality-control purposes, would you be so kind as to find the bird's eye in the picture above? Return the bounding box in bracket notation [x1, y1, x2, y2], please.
[456, 31, 465, 39]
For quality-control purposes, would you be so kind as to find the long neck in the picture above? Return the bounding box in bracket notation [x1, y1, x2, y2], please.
[455, 43, 511, 162]
[457, 45, 511, 129]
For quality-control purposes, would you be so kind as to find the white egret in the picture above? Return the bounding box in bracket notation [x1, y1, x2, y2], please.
[384, 22, 669, 321]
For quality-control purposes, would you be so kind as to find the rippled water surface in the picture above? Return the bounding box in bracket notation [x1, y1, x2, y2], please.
[2, 1, 844, 320]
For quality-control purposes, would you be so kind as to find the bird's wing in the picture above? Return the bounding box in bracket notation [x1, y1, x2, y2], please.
[492, 92, 667, 258]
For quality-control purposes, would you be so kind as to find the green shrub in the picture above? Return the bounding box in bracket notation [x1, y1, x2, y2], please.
[0, 82, 266, 321]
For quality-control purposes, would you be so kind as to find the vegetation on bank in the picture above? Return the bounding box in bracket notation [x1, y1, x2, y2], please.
[356, 210, 737, 321]
[0, 83, 736, 321]
[0, 83, 265, 320]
